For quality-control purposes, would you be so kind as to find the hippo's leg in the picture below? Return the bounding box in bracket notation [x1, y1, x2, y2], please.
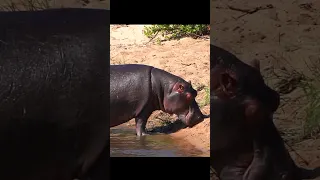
[135, 109, 153, 136]
[135, 117, 148, 136]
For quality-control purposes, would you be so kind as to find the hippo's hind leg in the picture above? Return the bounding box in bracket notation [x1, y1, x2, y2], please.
[135, 109, 153, 136]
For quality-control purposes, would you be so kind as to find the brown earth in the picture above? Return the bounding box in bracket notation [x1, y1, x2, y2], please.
[211, 0, 320, 179]
[110, 25, 210, 156]
[0, 0, 109, 11]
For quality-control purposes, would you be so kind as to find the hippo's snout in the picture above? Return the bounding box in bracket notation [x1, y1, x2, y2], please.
[178, 100, 207, 128]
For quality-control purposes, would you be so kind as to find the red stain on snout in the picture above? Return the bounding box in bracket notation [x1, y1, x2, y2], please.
[186, 92, 192, 101]
[243, 97, 271, 132]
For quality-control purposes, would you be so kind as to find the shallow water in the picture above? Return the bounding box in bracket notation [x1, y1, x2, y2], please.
[110, 127, 206, 157]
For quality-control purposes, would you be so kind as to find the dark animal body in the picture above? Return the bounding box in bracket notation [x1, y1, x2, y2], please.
[210, 44, 319, 180]
[110, 64, 207, 136]
[0, 8, 109, 180]
[211, 97, 301, 180]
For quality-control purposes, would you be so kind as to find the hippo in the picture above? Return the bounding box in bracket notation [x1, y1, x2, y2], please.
[210, 44, 320, 180]
[0, 8, 109, 180]
[110, 64, 208, 136]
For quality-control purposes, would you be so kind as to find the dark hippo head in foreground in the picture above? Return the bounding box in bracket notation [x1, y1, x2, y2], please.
[110, 64, 208, 136]
[210, 44, 280, 152]
[210, 44, 280, 113]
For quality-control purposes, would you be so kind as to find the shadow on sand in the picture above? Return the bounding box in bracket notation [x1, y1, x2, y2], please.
[148, 119, 187, 134]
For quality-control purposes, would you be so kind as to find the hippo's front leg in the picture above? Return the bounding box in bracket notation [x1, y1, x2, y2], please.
[135, 108, 153, 136]
[135, 116, 148, 136]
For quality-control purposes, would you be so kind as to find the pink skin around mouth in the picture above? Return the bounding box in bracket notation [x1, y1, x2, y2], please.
[183, 107, 193, 126]
[185, 111, 191, 124]
[164, 104, 194, 126]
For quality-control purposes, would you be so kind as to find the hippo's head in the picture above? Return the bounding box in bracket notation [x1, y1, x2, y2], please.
[211, 44, 280, 113]
[163, 80, 206, 127]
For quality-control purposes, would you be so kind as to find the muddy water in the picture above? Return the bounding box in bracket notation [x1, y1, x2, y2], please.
[110, 126, 207, 157]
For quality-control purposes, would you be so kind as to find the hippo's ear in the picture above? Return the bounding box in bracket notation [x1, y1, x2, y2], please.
[248, 59, 260, 72]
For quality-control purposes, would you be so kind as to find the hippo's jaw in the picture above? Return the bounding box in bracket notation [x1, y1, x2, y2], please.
[178, 104, 205, 128]
[177, 107, 192, 126]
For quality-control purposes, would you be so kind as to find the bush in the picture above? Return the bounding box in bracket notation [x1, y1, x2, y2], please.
[143, 24, 209, 40]
[271, 62, 320, 139]
[301, 79, 320, 138]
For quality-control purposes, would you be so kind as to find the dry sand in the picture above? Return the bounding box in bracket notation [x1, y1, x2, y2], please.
[0, 0, 109, 11]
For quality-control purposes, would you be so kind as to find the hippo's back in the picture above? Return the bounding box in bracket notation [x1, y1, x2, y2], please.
[110, 64, 153, 76]
[110, 64, 154, 90]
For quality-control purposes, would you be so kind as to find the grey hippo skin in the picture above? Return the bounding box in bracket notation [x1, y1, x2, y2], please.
[110, 64, 207, 136]
[210, 44, 320, 180]
[0, 9, 109, 180]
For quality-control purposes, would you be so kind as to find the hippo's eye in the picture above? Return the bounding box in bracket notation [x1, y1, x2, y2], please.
[178, 85, 184, 91]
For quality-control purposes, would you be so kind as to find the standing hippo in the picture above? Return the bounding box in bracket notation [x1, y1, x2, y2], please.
[0, 8, 109, 180]
[110, 64, 207, 136]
